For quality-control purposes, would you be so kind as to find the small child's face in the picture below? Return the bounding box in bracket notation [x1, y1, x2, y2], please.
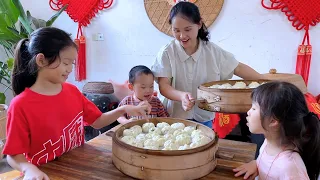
[246, 102, 264, 134]
[132, 73, 154, 101]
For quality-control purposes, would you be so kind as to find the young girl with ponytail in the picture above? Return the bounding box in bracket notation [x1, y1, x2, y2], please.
[3, 27, 151, 179]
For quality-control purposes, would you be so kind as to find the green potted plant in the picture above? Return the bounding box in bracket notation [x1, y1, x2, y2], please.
[0, 0, 67, 104]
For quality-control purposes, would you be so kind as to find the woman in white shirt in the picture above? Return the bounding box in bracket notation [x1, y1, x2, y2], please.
[151, 1, 262, 128]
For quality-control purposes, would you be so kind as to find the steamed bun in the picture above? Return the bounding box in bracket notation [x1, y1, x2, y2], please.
[130, 125, 142, 134]
[148, 127, 162, 135]
[156, 122, 170, 129]
[192, 134, 211, 146]
[121, 136, 136, 145]
[144, 139, 160, 148]
[171, 123, 185, 130]
[175, 134, 192, 146]
[248, 82, 260, 88]
[142, 123, 155, 133]
[184, 126, 196, 135]
[163, 139, 179, 150]
[161, 126, 175, 135]
[232, 82, 247, 89]
[178, 144, 190, 150]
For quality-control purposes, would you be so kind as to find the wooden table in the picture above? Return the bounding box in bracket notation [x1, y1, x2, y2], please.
[0, 126, 256, 180]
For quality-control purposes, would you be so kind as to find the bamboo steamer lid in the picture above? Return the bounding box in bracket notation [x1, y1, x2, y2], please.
[263, 69, 308, 94]
[144, 0, 224, 37]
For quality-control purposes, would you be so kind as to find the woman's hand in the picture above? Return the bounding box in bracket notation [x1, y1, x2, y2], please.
[180, 92, 195, 111]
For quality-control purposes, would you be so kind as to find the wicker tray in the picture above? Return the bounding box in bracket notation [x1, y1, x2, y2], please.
[144, 0, 224, 36]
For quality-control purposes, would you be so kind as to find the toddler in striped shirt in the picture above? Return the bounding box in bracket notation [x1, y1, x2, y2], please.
[117, 65, 169, 124]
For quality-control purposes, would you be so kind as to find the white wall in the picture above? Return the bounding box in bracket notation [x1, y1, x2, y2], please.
[14, 0, 320, 97]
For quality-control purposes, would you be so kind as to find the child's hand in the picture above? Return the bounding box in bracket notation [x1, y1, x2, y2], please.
[128, 118, 138, 122]
[180, 92, 195, 111]
[24, 165, 50, 180]
[124, 101, 151, 119]
[233, 160, 258, 180]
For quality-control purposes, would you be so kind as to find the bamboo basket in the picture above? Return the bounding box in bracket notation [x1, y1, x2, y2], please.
[197, 80, 269, 113]
[112, 117, 218, 180]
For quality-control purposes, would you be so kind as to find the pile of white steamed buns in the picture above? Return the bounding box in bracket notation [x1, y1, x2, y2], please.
[121, 122, 214, 150]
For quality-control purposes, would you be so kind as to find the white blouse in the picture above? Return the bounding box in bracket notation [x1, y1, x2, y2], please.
[151, 39, 239, 122]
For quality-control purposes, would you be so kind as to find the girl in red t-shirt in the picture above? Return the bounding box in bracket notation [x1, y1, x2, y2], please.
[3, 27, 151, 180]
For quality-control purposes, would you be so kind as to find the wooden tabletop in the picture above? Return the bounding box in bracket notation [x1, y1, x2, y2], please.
[0, 125, 256, 180]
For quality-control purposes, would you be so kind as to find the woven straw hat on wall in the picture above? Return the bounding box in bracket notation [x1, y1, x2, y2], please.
[144, 0, 224, 37]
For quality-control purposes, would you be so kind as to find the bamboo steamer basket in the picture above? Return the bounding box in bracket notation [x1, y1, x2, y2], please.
[0, 104, 8, 160]
[263, 69, 307, 94]
[197, 80, 269, 113]
[112, 117, 218, 180]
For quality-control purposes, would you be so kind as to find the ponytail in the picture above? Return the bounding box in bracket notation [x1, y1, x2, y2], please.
[198, 22, 209, 42]
[299, 112, 320, 180]
[12, 38, 37, 96]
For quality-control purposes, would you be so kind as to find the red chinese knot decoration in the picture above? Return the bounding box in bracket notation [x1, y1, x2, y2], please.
[49, 0, 114, 81]
[261, 0, 320, 85]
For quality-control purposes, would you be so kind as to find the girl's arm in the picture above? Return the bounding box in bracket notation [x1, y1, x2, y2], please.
[91, 104, 151, 129]
[7, 154, 49, 179]
[234, 62, 264, 80]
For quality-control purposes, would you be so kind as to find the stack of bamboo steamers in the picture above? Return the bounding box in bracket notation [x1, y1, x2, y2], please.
[111, 69, 306, 180]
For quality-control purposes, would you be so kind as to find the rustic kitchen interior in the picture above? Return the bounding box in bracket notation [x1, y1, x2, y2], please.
[0, 0, 320, 179]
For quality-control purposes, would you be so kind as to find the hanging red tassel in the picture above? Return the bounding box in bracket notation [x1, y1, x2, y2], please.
[295, 45, 306, 81]
[49, 0, 114, 81]
[79, 35, 86, 80]
[295, 29, 312, 85]
[75, 25, 86, 81]
[303, 44, 312, 85]
[261, 0, 320, 86]
[74, 38, 80, 81]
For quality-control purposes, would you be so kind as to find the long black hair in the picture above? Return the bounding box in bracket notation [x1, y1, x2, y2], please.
[252, 81, 320, 180]
[12, 27, 77, 95]
[169, 1, 210, 42]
